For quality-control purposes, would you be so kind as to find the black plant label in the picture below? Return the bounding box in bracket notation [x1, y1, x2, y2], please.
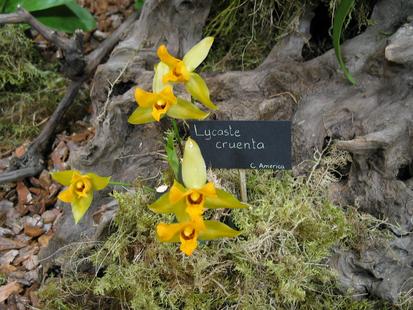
[188, 120, 291, 169]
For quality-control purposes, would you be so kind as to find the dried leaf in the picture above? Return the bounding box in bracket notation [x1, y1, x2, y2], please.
[0, 237, 27, 251]
[50, 140, 69, 170]
[0, 250, 18, 265]
[23, 224, 44, 238]
[0, 281, 22, 303]
[15, 145, 26, 158]
[16, 182, 31, 208]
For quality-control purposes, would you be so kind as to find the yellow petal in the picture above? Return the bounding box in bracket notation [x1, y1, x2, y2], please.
[157, 222, 184, 242]
[128, 107, 155, 124]
[162, 70, 179, 84]
[169, 181, 187, 203]
[199, 182, 216, 197]
[205, 189, 248, 209]
[167, 98, 209, 120]
[135, 88, 158, 108]
[182, 138, 206, 189]
[175, 62, 190, 82]
[71, 192, 93, 224]
[58, 187, 74, 203]
[199, 220, 241, 240]
[87, 173, 111, 191]
[51, 170, 76, 186]
[185, 73, 217, 110]
[153, 62, 170, 93]
[183, 37, 214, 72]
[179, 236, 198, 256]
[157, 45, 180, 68]
[158, 85, 177, 104]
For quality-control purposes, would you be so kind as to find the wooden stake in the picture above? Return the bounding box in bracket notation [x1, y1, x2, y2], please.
[239, 169, 247, 203]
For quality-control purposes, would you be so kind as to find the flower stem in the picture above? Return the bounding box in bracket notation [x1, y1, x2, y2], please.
[109, 181, 132, 187]
[171, 119, 181, 145]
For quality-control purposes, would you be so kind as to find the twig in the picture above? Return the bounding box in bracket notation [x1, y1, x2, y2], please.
[0, 166, 43, 184]
[97, 60, 131, 123]
[269, 91, 298, 104]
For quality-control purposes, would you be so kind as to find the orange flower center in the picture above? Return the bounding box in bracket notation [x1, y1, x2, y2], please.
[155, 99, 167, 110]
[72, 176, 92, 198]
[181, 226, 196, 240]
[187, 192, 203, 205]
[75, 181, 85, 192]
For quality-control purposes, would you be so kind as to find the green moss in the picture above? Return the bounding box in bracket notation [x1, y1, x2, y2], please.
[202, 0, 305, 71]
[0, 25, 67, 153]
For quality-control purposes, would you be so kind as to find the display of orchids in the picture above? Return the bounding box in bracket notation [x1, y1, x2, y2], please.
[53, 37, 247, 255]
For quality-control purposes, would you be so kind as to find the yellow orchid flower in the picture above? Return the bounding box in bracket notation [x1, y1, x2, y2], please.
[128, 62, 209, 125]
[157, 37, 217, 110]
[51, 170, 110, 224]
[157, 219, 240, 256]
[149, 138, 247, 222]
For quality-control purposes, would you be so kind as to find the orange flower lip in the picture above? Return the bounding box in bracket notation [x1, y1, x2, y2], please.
[187, 191, 203, 205]
[154, 99, 167, 110]
[181, 226, 196, 240]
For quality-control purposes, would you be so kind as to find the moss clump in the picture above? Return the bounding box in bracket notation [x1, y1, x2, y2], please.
[0, 25, 66, 153]
[39, 162, 388, 309]
[202, 0, 304, 71]
[202, 0, 376, 71]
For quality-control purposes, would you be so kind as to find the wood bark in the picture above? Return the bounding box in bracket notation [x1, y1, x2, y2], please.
[40, 0, 413, 303]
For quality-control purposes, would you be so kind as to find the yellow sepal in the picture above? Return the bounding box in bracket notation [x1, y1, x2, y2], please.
[199, 220, 241, 240]
[183, 36, 214, 72]
[205, 189, 248, 209]
[153, 62, 170, 93]
[182, 138, 207, 189]
[167, 98, 209, 120]
[71, 192, 94, 224]
[185, 73, 217, 110]
[128, 107, 155, 124]
[87, 173, 111, 191]
[51, 170, 76, 186]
